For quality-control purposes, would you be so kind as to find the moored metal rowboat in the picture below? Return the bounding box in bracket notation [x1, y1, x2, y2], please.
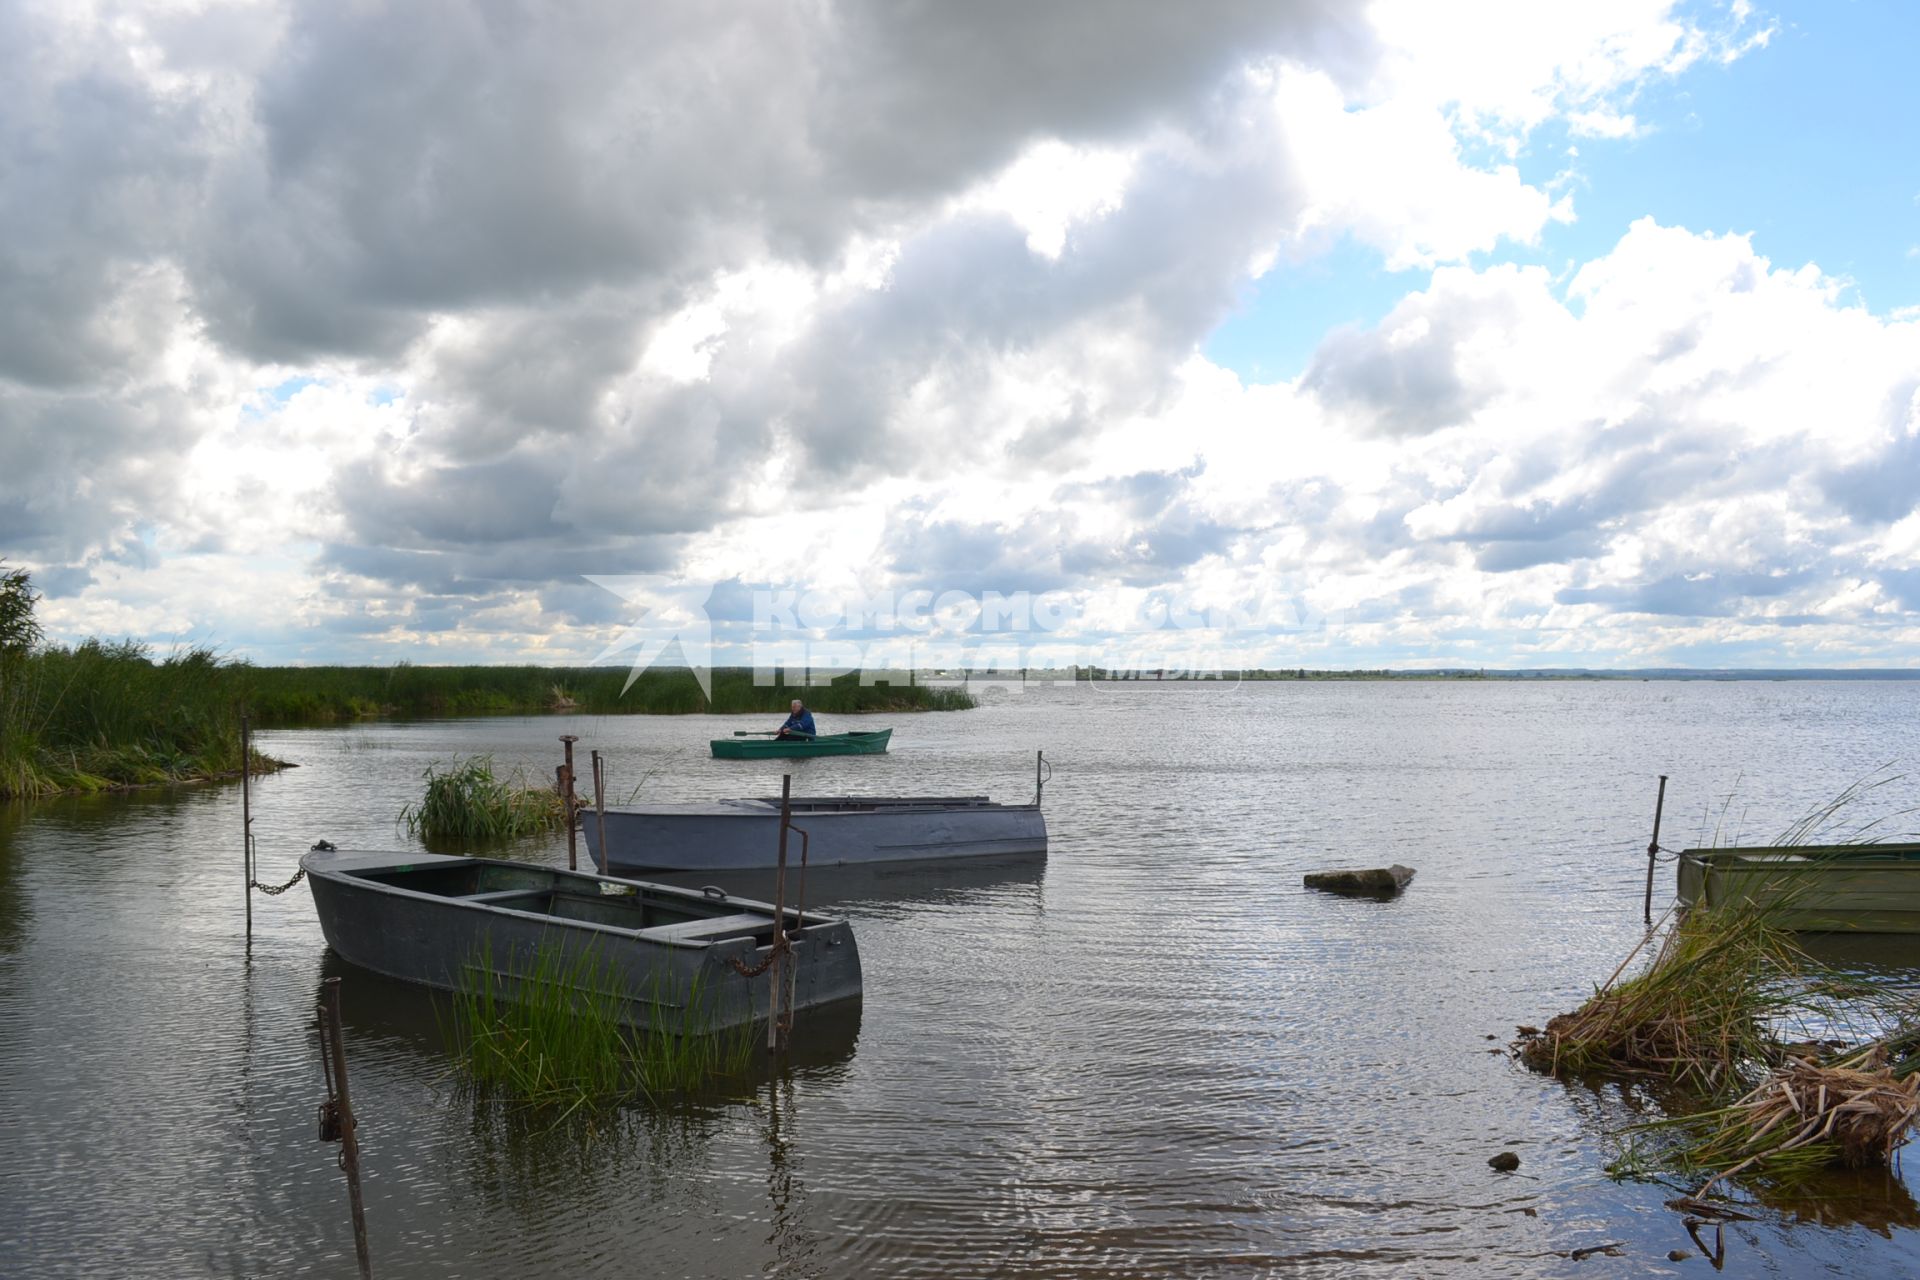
[710, 729, 892, 759]
[588, 793, 1048, 873]
[1676, 842, 1920, 934]
[301, 844, 861, 1031]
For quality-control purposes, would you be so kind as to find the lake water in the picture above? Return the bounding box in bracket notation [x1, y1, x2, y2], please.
[3, 680, 1918, 1278]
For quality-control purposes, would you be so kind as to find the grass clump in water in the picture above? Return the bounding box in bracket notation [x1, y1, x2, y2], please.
[1520, 768, 1920, 1199]
[1615, 1052, 1920, 1190]
[450, 938, 759, 1113]
[454, 939, 629, 1111]
[629, 968, 759, 1100]
[1515, 902, 1826, 1093]
[1521, 902, 1920, 1195]
[400, 756, 567, 841]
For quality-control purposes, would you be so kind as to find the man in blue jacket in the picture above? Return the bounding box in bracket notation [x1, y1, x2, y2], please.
[776, 699, 816, 740]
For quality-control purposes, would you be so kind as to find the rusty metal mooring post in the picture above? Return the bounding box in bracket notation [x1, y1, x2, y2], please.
[769, 774, 792, 1053]
[319, 977, 373, 1280]
[242, 710, 253, 942]
[559, 735, 580, 870]
[591, 750, 608, 877]
[1644, 774, 1669, 926]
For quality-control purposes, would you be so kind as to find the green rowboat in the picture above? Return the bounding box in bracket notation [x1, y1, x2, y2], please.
[710, 729, 892, 760]
[1676, 842, 1920, 933]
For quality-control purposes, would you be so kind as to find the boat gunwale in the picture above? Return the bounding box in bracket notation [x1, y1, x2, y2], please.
[300, 850, 844, 950]
[1678, 842, 1920, 864]
[601, 798, 1041, 819]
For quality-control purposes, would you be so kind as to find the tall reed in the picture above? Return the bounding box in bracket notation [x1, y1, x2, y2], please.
[1515, 901, 1849, 1092]
[399, 756, 567, 841]
[450, 937, 759, 1112]
[0, 640, 264, 798]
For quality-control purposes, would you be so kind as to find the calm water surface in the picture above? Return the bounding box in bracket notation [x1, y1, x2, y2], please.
[4, 681, 1919, 1278]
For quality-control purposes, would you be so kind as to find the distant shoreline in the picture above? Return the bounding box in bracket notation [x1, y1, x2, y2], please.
[1012, 667, 1920, 682]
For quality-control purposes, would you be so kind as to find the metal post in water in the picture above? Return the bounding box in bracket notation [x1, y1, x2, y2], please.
[559, 735, 580, 870]
[321, 977, 373, 1280]
[1033, 748, 1045, 806]
[1644, 774, 1669, 926]
[590, 750, 608, 877]
[769, 774, 792, 1053]
[242, 710, 252, 941]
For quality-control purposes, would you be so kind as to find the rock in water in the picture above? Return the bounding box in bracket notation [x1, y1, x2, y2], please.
[1488, 1151, 1520, 1172]
[1303, 865, 1416, 896]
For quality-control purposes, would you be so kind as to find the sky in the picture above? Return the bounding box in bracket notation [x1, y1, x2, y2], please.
[3, 0, 1918, 672]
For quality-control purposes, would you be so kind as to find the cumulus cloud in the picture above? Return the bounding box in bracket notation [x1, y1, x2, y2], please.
[11, 0, 1903, 667]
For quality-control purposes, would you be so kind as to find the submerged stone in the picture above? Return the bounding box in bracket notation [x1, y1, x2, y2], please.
[1303, 864, 1415, 896]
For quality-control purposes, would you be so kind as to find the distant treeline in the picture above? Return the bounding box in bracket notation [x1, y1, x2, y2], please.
[243, 664, 973, 724]
[0, 561, 972, 799]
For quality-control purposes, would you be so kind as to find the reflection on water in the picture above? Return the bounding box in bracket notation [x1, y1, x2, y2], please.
[643, 851, 1048, 912]
[315, 948, 865, 1083]
[1761, 1170, 1920, 1237]
[2, 681, 1919, 1277]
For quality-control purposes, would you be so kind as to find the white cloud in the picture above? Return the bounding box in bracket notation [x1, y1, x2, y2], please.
[5, 0, 1908, 668]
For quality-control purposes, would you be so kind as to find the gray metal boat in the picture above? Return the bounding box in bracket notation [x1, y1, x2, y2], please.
[301, 844, 861, 1031]
[584, 751, 1051, 875]
[585, 796, 1046, 874]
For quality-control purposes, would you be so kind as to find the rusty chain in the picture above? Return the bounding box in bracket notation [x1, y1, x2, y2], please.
[727, 930, 790, 979]
[251, 866, 307, 895]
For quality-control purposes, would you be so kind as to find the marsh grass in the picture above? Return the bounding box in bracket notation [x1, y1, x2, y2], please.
[454, 938, 630, 1114]
[1516, 901, 1858, 1092]
[631, 968, 761, 1099]
[400, 756, 568, 841]
[0, 640, 276, 799]
[450, 937, 760, 1114]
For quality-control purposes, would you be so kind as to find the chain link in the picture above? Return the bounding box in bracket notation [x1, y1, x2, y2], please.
[251, 866, 308, 895]
[727, 930, 789, 978]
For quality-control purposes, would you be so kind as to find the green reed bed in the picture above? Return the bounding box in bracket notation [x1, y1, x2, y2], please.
[400, 756, 568, 841]
[0, 565, 281, 798]
[450, 938, 758, 1113]
[0, 639, 273, 799]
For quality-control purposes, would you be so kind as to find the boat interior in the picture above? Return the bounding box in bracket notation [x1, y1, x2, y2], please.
[344, 860, 780, 941]
[1685, 842, 1920, 863]
[753, 794, 1009, 812]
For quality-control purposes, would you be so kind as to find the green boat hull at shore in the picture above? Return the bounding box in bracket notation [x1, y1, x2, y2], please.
[710, 729, 893, 759]
[1676, 843, 1920, 933]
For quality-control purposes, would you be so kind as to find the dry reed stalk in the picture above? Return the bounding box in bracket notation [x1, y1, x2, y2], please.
[1687, 1058, 1920, 1193]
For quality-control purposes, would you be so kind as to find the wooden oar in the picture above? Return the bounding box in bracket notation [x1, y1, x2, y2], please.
[731, 730, 819, 738]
